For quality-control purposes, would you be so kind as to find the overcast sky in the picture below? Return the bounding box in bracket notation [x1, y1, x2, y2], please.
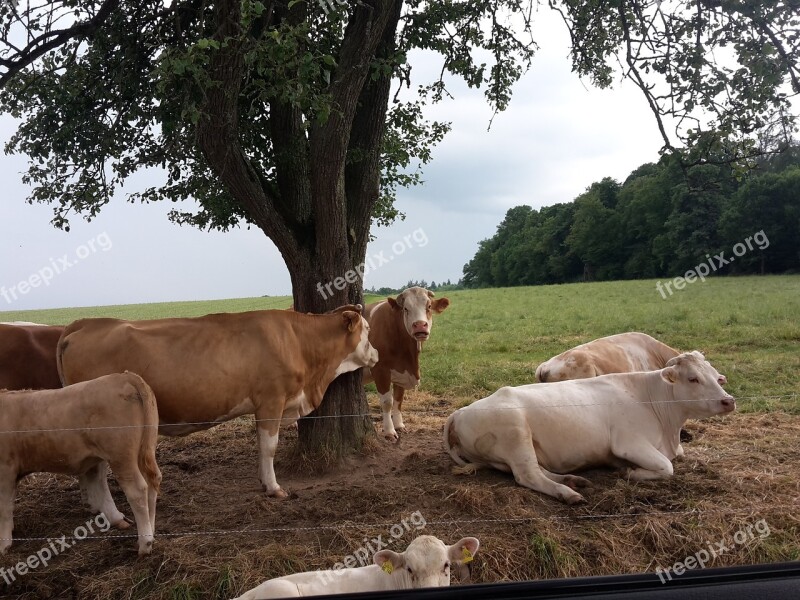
[0, 8, 669, 312]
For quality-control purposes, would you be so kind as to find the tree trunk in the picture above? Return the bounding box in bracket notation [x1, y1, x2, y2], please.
[290, 262, 375, 463]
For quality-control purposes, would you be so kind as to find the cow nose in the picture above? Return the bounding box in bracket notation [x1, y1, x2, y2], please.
[412, 321, 429, 333]
[721, 396, 735, 411]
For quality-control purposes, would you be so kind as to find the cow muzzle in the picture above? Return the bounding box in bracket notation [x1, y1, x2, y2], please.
[720, 396, 736, 412]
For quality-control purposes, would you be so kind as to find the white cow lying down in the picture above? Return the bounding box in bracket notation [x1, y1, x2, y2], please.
[0, 372, 162, 555]
[232, 534, 480, 599]
[444, 351, 734, 504]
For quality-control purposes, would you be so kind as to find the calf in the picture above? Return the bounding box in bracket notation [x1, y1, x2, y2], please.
[0, 324, 63, 390]
[445, 352, 734, 504]
[0, 372, 161, 555]
[363, 287, 450, 440]
[232, 535, 480, 599]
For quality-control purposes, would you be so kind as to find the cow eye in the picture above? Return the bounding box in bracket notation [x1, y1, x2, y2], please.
[688, 377, 699, 383]
[407, 567, 413, 575]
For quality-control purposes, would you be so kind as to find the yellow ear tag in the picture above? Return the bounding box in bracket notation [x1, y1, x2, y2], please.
[462, 548, 474, 564]
[382, 561, 394, 574]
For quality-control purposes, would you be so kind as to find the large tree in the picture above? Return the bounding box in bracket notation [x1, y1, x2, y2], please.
[0, 0, 797, 460]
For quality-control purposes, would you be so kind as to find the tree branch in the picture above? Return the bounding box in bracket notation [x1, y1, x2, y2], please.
[0, 0, 120, 88]
[196, 0, 299, 257]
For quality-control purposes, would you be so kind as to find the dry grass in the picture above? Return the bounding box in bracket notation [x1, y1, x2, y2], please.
[2, 400, 798, 599]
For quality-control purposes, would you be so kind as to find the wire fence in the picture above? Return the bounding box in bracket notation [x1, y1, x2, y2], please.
[0, 394, 796, 434]
[5, 505, 799, 542]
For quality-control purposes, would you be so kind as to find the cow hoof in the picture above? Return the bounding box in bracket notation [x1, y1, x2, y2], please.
[137, 542, 154, 556]
[268, 488, 288, 499]
[114, 518, 133, 530]
[565, 493, 586, 505]
[564, 475, 592, 490]
[384, 432, 399, 442]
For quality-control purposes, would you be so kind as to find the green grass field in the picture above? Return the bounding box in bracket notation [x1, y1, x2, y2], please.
[4, 274, 798, 411]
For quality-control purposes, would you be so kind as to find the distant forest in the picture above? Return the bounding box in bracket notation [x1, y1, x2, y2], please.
[462, 142, 800, 288]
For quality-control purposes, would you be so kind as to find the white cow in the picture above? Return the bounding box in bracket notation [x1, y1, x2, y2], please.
[232, 535, 480, 599]
[445, 351, 734, 504]
[0, 321, 47, 326]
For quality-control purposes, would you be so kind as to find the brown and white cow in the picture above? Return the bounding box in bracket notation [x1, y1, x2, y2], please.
[0, 372, 161, 555]
[232, 535, 480, 599]
[445, 352, 734, 504]
[0, 323, 64, 390]
[363, 287, 450, 441]
[57, 307, 378, 502]
[535, 332, 684, 382]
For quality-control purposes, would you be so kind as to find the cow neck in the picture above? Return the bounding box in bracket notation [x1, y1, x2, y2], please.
[643, 371, 686, 451]
[292, 313, 355, 406]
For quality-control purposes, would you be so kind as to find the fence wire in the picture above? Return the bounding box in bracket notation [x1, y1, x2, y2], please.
[0, 394, 796, 434]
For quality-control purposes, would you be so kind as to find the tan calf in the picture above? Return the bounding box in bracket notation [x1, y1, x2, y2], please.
[0, 372, 161, 555]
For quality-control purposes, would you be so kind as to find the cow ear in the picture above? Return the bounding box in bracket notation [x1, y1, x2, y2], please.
[373, 549, 404, 574]
[387, 297, 401, 310]
[432, 298, 450, 314]
[342, 311, 360, 332]
[661, 366, 678, 384]
[448, 537, 480, 565]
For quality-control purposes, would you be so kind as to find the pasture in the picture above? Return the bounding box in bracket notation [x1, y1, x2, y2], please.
[1, 275, 798, 599]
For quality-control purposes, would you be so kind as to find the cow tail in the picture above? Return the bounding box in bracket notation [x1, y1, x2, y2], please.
[132, 374, 162, 494]
[444, 411, 484, 477]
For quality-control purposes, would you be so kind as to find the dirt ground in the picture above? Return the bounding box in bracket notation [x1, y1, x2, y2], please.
[2, 400, 799, 599]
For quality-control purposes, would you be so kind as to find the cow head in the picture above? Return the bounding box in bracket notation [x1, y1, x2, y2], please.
[660, 351, 735, 416]
[387, 287, 450, 342]
[374, 535, 479, 588]
[335, 310, 379, 375]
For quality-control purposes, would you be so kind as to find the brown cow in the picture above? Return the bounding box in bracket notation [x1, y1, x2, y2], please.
[0, 323, 63, 390]
[0, 372, 161, 555]
[363, 287, 450, 441]
[57, 308, 378, 501]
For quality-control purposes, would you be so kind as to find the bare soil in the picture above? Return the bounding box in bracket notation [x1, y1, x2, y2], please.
[2, 398, 799, 599]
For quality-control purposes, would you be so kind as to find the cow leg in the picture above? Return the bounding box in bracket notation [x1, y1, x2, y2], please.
[147, 484, 158, 539]
[539, 467, 592, 491]
[256, 415, 287, 498]
[391, 386, 407, 433]
[79, 462, 129, 529]
[0, 471, 16, 554]
[496, 434, 585, 504]
[110, 462, 154, 556]
[617, 443, 674, 481]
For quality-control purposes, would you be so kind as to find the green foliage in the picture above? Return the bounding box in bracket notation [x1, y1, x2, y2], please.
[462, 142, 800, 286]
[0, 0, 536, 232]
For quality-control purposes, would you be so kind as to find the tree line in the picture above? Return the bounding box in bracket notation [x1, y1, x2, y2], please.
[462, 144, 800, 288]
